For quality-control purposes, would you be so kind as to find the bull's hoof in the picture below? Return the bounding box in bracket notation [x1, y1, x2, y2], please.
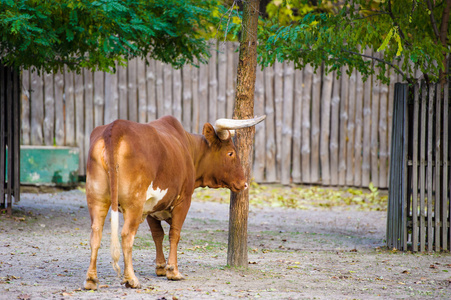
[84, 278, 99, 290]
[122, 276, 141, 289]
[156, 263, 167, 276]
[165, 265, 185, 281]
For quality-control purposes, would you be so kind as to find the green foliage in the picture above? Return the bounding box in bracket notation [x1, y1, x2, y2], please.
[257, 0, 450, 83]
[0, 0, 221, 72]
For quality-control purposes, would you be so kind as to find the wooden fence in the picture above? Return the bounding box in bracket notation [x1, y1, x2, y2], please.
[387, 82, 450, 252]
[20, 44, 403, 188]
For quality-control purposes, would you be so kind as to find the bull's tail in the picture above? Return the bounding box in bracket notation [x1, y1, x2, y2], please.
[105, 124, 121, 277]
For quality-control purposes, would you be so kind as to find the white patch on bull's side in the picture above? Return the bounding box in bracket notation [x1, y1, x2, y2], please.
[142, 182, 168, 222]
[146, 182, 168, 202]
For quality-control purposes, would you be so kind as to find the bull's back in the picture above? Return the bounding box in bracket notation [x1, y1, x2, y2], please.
[87, 118, 192, 203]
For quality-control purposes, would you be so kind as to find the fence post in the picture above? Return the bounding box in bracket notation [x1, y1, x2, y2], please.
[387, 83, 409, 250]
[1, 62, 21, 214]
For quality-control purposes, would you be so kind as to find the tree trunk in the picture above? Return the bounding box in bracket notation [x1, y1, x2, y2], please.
[227, 0, 260, 267]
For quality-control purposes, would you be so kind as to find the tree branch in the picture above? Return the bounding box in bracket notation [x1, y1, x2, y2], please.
[342, 48, 411, 83]
[387, 0, 411, 47]
[426, 0, 441, 41]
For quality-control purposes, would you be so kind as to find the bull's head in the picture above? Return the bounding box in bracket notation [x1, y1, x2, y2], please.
[200, 115, 266, 193]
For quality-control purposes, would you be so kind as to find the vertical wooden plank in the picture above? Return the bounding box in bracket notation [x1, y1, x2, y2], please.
[379, 70, 389, 188]
[138, 60, 147, 123]
[65, 67, 75, 145]
[412, 82, 420, 252]
[6, 68, 12, 210]
[118, 64, 128, 120]
[182, 65, 193, 131]
[402, 84, 409, 251]
[191, 62, 200, 133]
[264, 66, 277, 183]
[274, 61, 284, 181]
[292, 68, 303, 184]
[387, 68, 397, 181]
[155, 61, 164, 119]
[208, 48, 217, 123]
[371, 57, 380, 187]
[427, 84, 434, 251]
[338, 67, 349, 185]
[13, 69, 20, 204]
[301, 64, 313, 183]
[420, 82, 427, 252]
[354, 70, 364, 187]
[163, 64, 173, 116]
[218, 46, 227, 118]
[310, 67, 322, 184]
[54, 71, 65, 146]
[253, 67, 265, 182]
[320, 68, 333, 185]
[128, 58, 138, 121]
[362, 48, 372, 186]
[146, 59, 157, 122]
[74, 72, 85, 175]
[281, 62, 294, 185]
[443, 79, 449, 251]
[30, 71, 44, 145]
[93, 70, 104, 127]
[0, 65, 4, 207]
[435, 83, 441, 252]
[173, 69, 182, 122]
[84, 69, 94, 172]
[330, 71, 341, 185]
[226, 42, 237, 119]
[346, 69, 356, 186]
[104, 68, 118, 124]
[198, 62, 208, 131]
[21, 69, 30, 145]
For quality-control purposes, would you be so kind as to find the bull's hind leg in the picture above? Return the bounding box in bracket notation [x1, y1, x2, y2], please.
[84, 197, 110, 290]
[146, 216, 167, 276]
[121, 208, 143, 289]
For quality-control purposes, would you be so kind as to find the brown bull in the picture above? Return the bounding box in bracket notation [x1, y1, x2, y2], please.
[84, 115, 265, 290]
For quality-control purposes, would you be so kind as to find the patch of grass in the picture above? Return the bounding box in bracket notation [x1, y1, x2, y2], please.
[193, 183, 388, 211]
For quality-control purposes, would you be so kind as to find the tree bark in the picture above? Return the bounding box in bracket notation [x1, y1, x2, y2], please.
[227, 0, 260, 267]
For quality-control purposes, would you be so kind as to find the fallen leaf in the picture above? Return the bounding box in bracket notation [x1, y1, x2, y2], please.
[430, 264, 438, 269]
[402, 270, 410, 274]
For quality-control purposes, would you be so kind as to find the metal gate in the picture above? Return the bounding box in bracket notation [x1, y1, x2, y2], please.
[388, 81, 451, 252]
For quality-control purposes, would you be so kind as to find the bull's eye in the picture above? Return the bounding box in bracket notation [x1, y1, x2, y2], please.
[228, 152, 234, 157]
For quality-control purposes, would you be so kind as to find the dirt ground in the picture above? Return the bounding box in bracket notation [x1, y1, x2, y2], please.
[1, 188, 450, 300]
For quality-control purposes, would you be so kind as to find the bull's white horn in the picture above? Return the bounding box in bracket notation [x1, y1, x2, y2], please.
[214, 115, 266, 140]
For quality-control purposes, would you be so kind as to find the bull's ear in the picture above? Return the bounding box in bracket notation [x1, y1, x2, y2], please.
[202, 123, 218, 146]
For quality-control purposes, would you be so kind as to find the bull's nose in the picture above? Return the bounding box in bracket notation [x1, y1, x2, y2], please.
[244, 183, 248, 190]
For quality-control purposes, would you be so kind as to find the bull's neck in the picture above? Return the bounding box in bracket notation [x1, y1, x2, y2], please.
[185, 131, 209, 189]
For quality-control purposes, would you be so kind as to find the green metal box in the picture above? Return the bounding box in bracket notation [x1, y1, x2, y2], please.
[5, 146, 79, 185]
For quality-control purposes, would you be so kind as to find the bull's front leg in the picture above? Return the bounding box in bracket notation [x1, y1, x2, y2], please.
[165, 200, 190, 280]
[146, 216, 167, 276]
